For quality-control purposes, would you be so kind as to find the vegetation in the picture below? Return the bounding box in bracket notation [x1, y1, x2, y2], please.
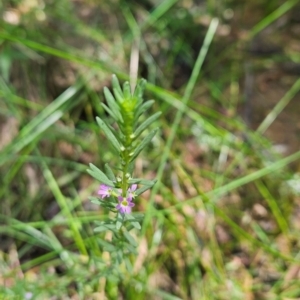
[1, 0, 300, 299]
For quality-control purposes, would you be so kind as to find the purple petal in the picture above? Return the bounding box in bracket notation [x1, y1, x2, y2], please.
[123, 206, 131, 213]
[97, 184, 112, 199]
[130, 184, 137, 191]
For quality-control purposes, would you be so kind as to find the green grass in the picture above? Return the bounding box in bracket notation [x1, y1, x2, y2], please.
[1, 0, 300, 299]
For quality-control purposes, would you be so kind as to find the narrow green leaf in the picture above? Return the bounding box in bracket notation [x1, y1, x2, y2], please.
[103, 87, 123, 122]
[125, 214, 141, 230]
[134, 100, 155, 121]
[112, 74, 123, 96]
[133, 78, 146, 100]
[116, 213, 124, 230]
[98, 239, 116, 252]
[136, 83, 146, 108]
[89, 197, 102, 205]
[87, 163, 114, 186]
[116, 250, 123, 264]
[134, 112, 161, 138]
[104, 164, 116, 181]
[123, 81, 131, 99]
[124, 257, 133, 272]
[89, 196, 115, 209]
[124, 243, 137, 255]
[112, 75, 124, 104]
[94, 224, 116, 232]
[96, 116, 121, 152]
[113, 87, 124, 104]
[135, 185, 154, 196]
[94, 226, 108, 232]
[128, 161, 135, 175]
[101, 103, 120, 122]
[123, 230, 137, 247]
[128, 178, 157, 185]
[129, 129, 158, 162]
[94, 220, 114, 226]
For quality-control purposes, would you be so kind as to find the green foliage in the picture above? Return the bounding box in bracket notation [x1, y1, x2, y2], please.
[86, 74, 160, 284]
[88, 74, 159, 201]
[1, 0, 300, 299]
[87, 163, 114, 187]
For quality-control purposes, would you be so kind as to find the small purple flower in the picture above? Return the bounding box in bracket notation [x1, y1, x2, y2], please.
[127, 184, 137, 200]
[116, 196, 135, 214]
[97, 184, 113, 199]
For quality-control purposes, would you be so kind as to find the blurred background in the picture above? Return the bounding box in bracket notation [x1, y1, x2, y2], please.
[1, 0, 300, 299]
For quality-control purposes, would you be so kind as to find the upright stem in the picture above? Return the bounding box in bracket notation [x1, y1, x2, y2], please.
[120, 120, 133, 197]
[121, 161, 129, 197]
[120, 99, 136, 197]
